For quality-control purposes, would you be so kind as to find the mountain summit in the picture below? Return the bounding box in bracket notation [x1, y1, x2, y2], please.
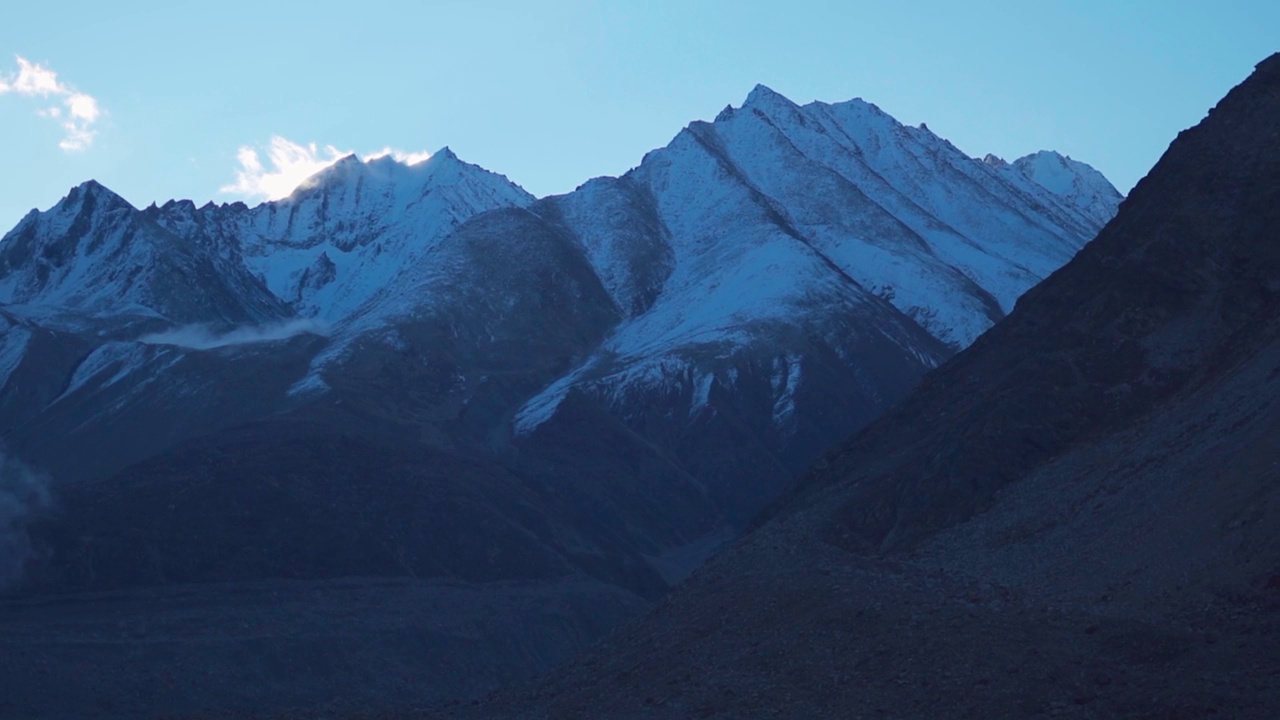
[148, 147, 535, 320]
[0, 181, 286, 323]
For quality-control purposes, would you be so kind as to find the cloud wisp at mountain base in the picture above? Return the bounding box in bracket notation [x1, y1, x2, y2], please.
[136, 318, 326, 350]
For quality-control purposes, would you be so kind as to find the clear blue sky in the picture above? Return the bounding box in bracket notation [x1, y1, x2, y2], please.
[1, 1, 1276, 230]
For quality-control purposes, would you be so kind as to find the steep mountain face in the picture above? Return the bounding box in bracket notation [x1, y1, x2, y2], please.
[147, 147, 535, 320]
[465, 54, 1280, 720]
[493, 86, 1120, 520]
[0, 181, 288, 324]
[0, 84, 1122, 718]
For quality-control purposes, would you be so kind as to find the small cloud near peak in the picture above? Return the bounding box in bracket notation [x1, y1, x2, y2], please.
[365, 147, 432, 165]
[220, 135, 433, 202]
[220, 136, 349, 202]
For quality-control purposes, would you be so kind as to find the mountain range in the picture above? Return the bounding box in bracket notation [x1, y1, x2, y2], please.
[0, 83, 1121, 718]
[442, 53, 1280, 720]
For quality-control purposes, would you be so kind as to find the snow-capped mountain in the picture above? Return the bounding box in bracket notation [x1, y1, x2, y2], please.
[500, 86, 1123, 505]
[983, 149, 1126, 231]
[0, 83, 1124, 718]
[147, 147, 534, 320]
[0, 85, 1122, 599]
[0, 181, 288, 324]
[500, 55, 1280, 720]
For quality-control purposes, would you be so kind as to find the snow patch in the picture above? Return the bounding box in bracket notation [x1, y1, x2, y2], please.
[287, 372, 331, 399]
[770, 353, 803, 428]
[690, 370, 715, 416]
[56, 342, 183, 406]
[0, 327, 31, 391]
[511, 369, 584, 435]
[61, 342, 154, 398]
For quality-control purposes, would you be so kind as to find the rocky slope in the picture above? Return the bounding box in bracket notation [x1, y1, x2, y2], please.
[445, 53, 1280, 720]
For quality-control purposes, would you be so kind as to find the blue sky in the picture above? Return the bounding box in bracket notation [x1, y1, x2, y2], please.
[0, 1, 1275, 230]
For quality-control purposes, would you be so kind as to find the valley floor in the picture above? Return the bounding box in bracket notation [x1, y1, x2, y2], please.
[0, 577, 647, 720]
[12, 541, 1271, 720]
[418, 537, 1280, 720]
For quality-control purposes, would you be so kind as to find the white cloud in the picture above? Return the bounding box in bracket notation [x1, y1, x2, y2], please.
[66, 93, 100, 122]
[221, 136, 434, 202]
[220, 136, 351, 201]
[11, 57, 61, 96]
[0, 55, 103, 152]
[59, 123, 97, 152]
[137, 318, 326, 350]
[365, 147, 432, 165]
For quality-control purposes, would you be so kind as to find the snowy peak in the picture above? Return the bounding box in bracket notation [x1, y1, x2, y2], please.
[510, 83, 1130, 439]
[0, 180, 151, 308]
[1008, 150, 1124, 228]
[981, 153, 1009, 168]
[733, 90, 1123, 240]
[0, 181, 288, 323]
[741, 84, 798, 114]
[1012, 150, 1095, 193]
[507, 82, 1129, 441]
[684, 83, 1122, 338]
[147, 146, 535, 321]
[281, 145, 526, 212]
[291, 153, 363, 194]
[38, 180, 138, 233]
[60, 179, 125, 209]
[288, 147, 450, 200]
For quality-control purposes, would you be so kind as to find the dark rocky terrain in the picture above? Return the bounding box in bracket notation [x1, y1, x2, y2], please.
[419, 53, 1280, 720]
[0, 577, 646, 720]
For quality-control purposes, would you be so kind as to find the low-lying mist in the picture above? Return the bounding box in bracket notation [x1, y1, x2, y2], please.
[137, 318, 325, 350]
[0, 452, 51, 592]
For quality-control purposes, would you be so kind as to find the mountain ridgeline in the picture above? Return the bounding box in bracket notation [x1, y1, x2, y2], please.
[0, 85, 1120, 717]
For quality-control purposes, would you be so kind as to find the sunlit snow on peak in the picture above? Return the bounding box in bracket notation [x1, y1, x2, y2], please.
[220, 135, 433, 202]
[365, 147, 432, 165]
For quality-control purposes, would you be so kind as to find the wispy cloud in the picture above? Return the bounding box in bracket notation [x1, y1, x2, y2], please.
[136, 318, 326, 350]
[0, 56, 103, 152]
[366, 147, 433, 165]
[0, 451, 52, 592]
[220, 136, 350, 202]
[220, 136, 433, 202]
